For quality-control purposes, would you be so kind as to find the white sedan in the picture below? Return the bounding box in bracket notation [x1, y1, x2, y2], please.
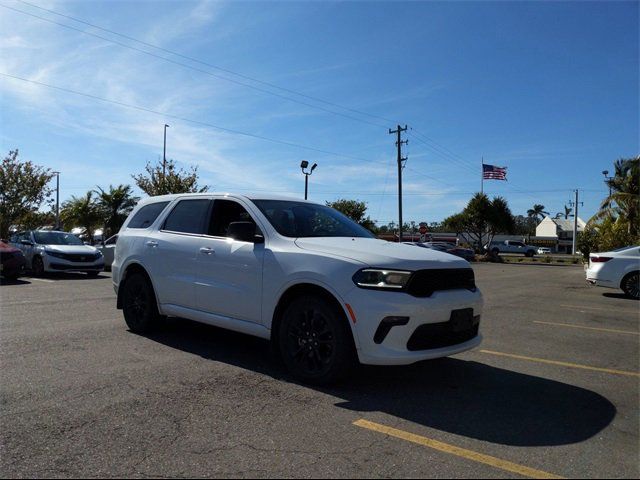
[586, 246, 640, 299]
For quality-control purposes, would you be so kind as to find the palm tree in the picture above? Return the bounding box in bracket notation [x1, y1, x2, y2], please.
[94, 185, 139, 238]
[60, 191, 102, 243]
[526, 204, 548, 222]
[594, 157, 639, 236]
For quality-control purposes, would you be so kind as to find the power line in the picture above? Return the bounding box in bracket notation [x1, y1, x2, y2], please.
[15, 0, 401, 127]
[2, 2, 389, 129]
[0, 72, 386, 165]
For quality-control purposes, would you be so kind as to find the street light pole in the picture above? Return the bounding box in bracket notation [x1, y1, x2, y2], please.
[53, 171, 60, 230]
[163, 124, 169, 188]
[300, 161, 317, 200]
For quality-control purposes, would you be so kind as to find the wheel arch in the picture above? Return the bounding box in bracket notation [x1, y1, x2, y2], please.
[620, 270, 639, 292]
[270, 282, 360, 355]
[116, 262, 156, 310]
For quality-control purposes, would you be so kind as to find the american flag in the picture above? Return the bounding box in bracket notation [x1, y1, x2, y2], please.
[482, 164, 507, 180]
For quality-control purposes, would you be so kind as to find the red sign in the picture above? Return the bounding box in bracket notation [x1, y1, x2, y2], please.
[418, 226, 428, 234]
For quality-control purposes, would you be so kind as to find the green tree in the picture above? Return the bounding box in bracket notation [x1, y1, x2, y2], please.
[60, 191, 102, 244]
[326, 198, 376, 231]
[442, 193, 515, 251]
[594, 157, 639, 237]
[526, 204, 548, 223]
[132, 159, 209, 196]
[95, 184, 139, 238]
[0, 149, 54, 239]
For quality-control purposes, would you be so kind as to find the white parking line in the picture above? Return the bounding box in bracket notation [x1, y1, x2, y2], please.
[27, 277, 55, 283]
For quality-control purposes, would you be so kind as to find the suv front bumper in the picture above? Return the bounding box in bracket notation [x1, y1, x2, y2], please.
[344, 287, 483, 366]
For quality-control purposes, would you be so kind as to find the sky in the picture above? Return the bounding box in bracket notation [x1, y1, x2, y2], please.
[1, 0, 638, 226]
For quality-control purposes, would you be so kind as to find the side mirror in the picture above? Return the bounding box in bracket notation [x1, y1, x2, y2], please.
[20, 239, 33, 246]
[228, 222, 264, 244]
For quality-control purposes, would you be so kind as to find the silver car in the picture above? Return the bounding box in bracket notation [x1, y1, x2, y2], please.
[96, 235, 118, 270]
[10, 230, 104, 276]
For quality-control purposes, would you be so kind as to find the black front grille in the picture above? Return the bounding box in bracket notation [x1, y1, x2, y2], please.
[406, 268, 476, 297]
[407, 309, 480, 351]
[56, 253, 98, 262]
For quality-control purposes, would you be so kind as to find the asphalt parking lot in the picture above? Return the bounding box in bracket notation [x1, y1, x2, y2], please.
[1, 264, 638, 478]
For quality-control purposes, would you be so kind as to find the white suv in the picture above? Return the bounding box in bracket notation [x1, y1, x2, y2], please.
[113, 193, 483, 383]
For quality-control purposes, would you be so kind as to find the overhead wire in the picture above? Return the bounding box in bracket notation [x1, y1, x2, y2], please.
[1, 2, 389, 129]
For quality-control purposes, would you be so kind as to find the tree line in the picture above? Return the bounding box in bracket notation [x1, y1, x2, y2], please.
[1, 149, 637, 252]
[0, 151, 207, 241]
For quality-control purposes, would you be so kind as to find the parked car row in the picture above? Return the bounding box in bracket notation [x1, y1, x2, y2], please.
[6, 230, 105, 277]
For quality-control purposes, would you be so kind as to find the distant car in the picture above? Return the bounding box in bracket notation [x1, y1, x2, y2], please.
[10, 230, 104, 276]
[404, 242, 475, 261]
[537, 247, 552, 255]
[484, 240, 537, 257]
[586, 246, 640, 299]
[96, 235, 118, 270]
[0, 240, 27, 280]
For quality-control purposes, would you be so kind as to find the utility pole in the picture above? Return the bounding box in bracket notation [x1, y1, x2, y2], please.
[570, 189, 583, 255]
[389, 125, 408, 242]
[53, 171, 60, 230]
[162, 124, 169, 190]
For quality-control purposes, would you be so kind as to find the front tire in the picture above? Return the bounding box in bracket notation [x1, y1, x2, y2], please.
[525, 250, 535, 258]
[32, 256, 45, 277]
[621, 272, 639, 300]
[122, 273, 160, 333]
[278, 295, 354, 385]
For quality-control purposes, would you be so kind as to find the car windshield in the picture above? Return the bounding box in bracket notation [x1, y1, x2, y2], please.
[33, 231, 84, 246]
[252, 200, 375, 238]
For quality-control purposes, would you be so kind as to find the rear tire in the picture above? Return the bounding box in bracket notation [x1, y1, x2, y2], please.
[122, 273, 160, 333]
[525, 250, 535, 258]
[278, 294, 354, 385]
[491, 248, 500, 255]
[621, 271, 639, 300]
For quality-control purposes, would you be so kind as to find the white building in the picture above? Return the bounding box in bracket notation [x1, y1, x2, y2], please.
[535, 216, 586, 253]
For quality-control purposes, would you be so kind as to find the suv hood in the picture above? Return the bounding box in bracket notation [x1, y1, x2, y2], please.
[42, 245, 98, 254]
[294, 237, 469, 270]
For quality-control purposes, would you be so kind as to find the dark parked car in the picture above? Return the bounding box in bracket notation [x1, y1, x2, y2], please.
[0, 240, 27, 280]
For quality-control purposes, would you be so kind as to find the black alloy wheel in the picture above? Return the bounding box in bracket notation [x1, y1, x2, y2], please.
[279, 295, 354, 384]
[122, 273, 160, 333]
[32, 256, 45, 277]
[622, 272, 639, 300]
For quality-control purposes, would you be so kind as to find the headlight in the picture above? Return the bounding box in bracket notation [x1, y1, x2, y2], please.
[352, 269, 412, 290]
[96, 251, 103, 258]
[44, 250, 65, 259]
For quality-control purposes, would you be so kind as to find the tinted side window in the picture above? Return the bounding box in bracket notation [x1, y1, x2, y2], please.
[163, 199, 210, 234]
[128, 202, 170, 229]
[208, 200, 257, 237]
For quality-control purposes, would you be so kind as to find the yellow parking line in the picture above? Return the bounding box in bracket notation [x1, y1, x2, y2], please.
[534, 321, 639, 336]
[480, 350, 640, 377]
[353, 419, 564, 479]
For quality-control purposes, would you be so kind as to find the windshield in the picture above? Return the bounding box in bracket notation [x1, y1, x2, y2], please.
[33, 231, 84, 246]
[252, 200, 375, 238]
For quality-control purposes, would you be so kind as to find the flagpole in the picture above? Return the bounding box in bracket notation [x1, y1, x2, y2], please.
[481, 156, 484, 194]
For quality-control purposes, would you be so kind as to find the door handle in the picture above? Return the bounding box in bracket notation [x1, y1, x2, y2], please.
[145, 240, 158, 247]
[199, 247, 214, 255]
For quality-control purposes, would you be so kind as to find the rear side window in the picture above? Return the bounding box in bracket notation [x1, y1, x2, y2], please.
[163, 199, 211, 234]
[127, 202, 170, 229]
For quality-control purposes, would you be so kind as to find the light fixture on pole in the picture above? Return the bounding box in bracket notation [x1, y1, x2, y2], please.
[300, 160, 317, 200]
[52, 171, 60, 230]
